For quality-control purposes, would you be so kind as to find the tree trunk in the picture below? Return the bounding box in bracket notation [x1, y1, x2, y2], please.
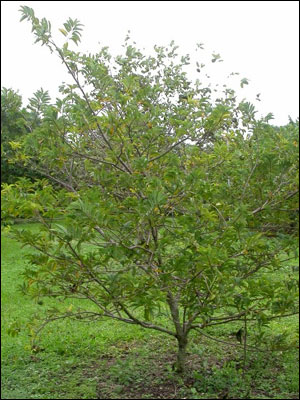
[174, 335, 188, 373]
[166, 292, 189, 373]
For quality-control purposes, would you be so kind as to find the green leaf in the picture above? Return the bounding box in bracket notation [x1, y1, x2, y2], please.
[211, 53, 223, 63]
[240, 78, 249, 88]
[59, 28, 68, 36]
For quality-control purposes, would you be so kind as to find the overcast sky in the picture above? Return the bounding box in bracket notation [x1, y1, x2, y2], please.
[1, 1, 299, 125]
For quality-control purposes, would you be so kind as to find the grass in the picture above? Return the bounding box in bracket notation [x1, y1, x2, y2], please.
[1, 223, 299, 399]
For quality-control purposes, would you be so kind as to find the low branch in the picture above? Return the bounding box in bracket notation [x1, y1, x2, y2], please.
[194, 329, 285, 354]
[117, 302, 176, 337]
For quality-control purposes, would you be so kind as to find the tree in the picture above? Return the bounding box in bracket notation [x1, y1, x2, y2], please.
[1, 88, 29, 183]
[2, 6, 299, 373]
[1, 87, 49, 184]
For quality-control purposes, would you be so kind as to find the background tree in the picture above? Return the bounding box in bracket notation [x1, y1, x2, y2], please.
[2, 6, 298, 373]
[1, 88, 29, 184]
[1, 87, 50, 184]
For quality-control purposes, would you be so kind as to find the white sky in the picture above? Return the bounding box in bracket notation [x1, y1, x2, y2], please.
[1, 1, 299, 125]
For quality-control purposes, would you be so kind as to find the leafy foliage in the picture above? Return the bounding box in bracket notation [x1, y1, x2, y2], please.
[1, 88, 45, 184]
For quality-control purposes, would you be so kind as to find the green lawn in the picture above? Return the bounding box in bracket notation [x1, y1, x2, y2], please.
[1, 224, 299, 399]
